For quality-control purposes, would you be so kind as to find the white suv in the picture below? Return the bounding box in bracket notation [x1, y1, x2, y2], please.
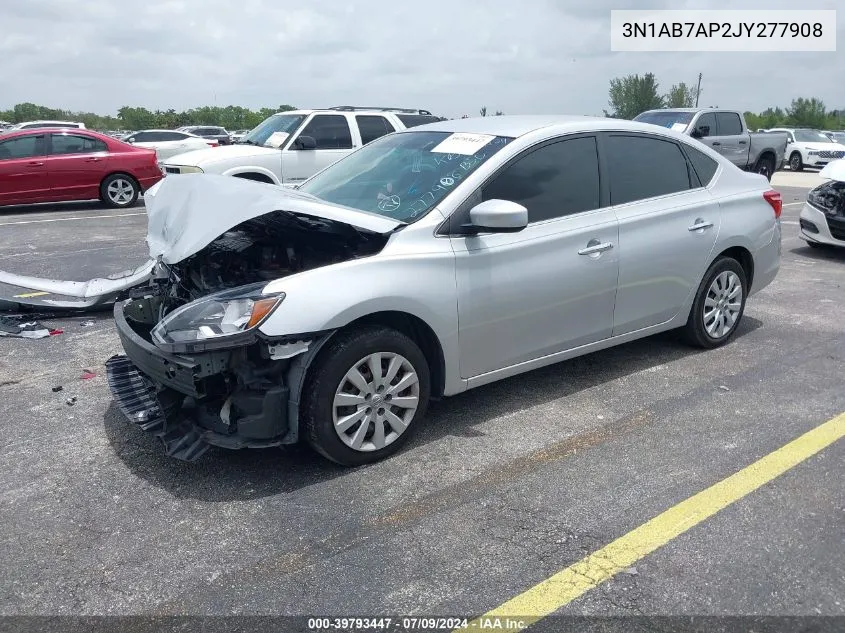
[160, 107, 441, 185]
[768, 127, 845, 171]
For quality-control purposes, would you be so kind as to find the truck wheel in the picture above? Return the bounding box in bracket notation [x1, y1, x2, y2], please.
[755, 156, 775, 181]
[789, 152, 803, 172]
[302, 326, 430, 466]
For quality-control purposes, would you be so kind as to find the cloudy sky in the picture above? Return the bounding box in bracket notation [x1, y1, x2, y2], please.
[1, 0, 842, 118]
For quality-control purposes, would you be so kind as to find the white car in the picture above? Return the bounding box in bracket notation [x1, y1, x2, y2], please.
[229, 129, 250, 143]
[799, 160, 845, 249]
[160, 107, 441, 185]
[7, 120, 86, 130]
[121, 129, 218, 161]
[768, 127, 845, 171]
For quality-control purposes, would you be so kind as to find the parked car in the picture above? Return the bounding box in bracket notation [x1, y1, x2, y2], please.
[821, 130, 845, 144]
[229, 129, 250, 143]
[1, 116, 782, 465]
[0, 128, 162, 208]
[634, 108, 788, 181]
[160, 107, 443, 185]
[799, 159, 845, 249]
[7, 120, 87, 130]
[176, 125, 232, 146]
[766, 127, 845, 172]
[121, 129, 220, 160]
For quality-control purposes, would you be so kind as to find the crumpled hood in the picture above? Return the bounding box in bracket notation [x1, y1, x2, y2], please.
[162, 144, 278, 166]
[145, 174, 403, 264]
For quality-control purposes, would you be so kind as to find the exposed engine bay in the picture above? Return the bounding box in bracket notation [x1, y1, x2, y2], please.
[151, 211, 389, 318]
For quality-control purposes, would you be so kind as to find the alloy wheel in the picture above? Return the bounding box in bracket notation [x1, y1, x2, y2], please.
[107, 178, 135, 205]
[332, 352, 420, 452]
[703, 271, 742, 339]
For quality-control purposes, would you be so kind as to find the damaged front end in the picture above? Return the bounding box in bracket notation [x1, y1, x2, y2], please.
[39, 174, 399, 460]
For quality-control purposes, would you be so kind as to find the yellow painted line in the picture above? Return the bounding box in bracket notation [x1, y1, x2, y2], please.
[464, 412, 845, 631]
[13, 291, 50, 298]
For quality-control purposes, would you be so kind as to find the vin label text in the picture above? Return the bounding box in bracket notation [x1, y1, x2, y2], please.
[610, 10, 836, 52]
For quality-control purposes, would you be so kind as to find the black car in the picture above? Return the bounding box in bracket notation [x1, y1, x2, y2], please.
[177, 125, 231, 145]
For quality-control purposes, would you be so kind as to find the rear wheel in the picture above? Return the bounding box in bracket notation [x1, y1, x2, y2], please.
[302, 326, 430, 466]
[682, 257, 747, 349]
[755, 155, 775, 181]
[789, 152, 803, 172]
[100, 174, 139, 208]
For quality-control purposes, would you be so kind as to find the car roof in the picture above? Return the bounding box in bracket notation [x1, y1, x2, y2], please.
[0, 127, 110, 140]
[395, 114, 674, 138]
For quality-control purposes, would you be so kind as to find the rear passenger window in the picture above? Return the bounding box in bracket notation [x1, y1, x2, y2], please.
[482, 136, 600, 223]
[684, 144, 719, 186]
[356, 115, 395, 145]
[715, 112, 742, 136]
[51, 134, 107, 155]
[296, 115, 353, 150]
[606, 135, 693, 205]
[397, 114, 440, 128]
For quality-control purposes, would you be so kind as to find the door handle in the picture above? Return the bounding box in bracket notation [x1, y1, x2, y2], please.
[688, 220, 714, 232]
[578, 241, 614, 256]
[738, 140, 747, 145]
[28, 161, 44, 166]
[84, 157, 102, 162]
[710, 141, 721, 146]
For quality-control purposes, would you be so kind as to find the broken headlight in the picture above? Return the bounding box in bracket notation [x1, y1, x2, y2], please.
[151, 282, 284, 352]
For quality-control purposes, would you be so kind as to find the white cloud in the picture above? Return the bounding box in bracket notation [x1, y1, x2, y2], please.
[0, 0, 842, 118]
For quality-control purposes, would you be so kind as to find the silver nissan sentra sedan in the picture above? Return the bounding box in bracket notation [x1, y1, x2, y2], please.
[0, 115, 783, 465]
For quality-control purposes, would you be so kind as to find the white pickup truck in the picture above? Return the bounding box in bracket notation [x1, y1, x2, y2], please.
[160, 107, 442, 186]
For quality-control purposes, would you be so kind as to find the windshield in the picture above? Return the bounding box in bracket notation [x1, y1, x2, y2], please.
[298, 131, 513, 223]
[794, 129, 832, 143]
[633, 111, 695, 130]
[240, 113, 306, 147]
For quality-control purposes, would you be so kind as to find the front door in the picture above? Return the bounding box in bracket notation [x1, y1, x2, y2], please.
[281, 114, 355, 184]
[0, 133, 48, 205]
[450, 135, 620, 378]
[602, 133, 721, 335]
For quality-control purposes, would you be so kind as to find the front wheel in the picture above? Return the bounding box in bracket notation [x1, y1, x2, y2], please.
[101, 174, 139, 208]
[682, 257, 747, 349]
[302, 326, 430, 466]
[789, 152, 804, 172]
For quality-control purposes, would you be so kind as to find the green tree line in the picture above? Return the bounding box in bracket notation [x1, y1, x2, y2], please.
[0, 102, 297, 131]
[605, 73, 845, 130]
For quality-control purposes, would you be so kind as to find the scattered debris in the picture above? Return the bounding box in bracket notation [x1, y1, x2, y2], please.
[0, 316, 52, 339]
[66, 396, 77, 406]
[52, 386, 63, 393]
[625, 566, 639, 576]
[49, 328, 63, 336]
[79, 320, 96, 327]
[719, 385, 731, 391]
[81, 369, 97, 380]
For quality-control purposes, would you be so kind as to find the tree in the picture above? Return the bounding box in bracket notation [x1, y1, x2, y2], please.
[605, 73, 664, 119]
[786, 97, 827, 128]
[479, 106, 487, 117]
[664, 82, 699, 108]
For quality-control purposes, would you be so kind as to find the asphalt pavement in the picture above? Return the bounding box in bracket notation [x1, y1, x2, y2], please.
[0, 175, 843, 627]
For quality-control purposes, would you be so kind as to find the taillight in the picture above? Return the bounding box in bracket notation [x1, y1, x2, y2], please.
[763, 189, 782, 219]
[207, 141, 219, 147]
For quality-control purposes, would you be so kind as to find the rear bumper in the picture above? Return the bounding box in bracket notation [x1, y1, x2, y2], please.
[108, 299, 294, 461]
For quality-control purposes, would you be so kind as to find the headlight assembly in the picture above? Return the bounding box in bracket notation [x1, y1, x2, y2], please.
[151, 282, 284, 353]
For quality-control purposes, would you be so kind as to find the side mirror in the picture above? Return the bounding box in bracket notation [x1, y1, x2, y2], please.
[694, 125, 710, 138]
[293, 135, 317, 150]
[127, 138, 135, 144]
[689, 129, 701, 139]
[464, 199, 528, 234]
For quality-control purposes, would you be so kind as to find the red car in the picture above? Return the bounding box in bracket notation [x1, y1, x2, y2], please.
[0, 128, 163, 208]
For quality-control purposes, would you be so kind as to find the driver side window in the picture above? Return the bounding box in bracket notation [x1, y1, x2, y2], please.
[294, 115, 353, 150]
[695, 112, 717, 138]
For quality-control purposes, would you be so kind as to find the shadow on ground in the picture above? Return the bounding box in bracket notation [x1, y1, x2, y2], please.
[104, 317, 763, 502]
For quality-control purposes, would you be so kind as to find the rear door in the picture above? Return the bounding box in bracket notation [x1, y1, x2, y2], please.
[281, 114, 354, 184]
[0, 134, 49, 204]
[354, 115, 396, 146]
[713, 111, 748, 167]
[603, 133, 721, 335]
[45, 132, 111, 201]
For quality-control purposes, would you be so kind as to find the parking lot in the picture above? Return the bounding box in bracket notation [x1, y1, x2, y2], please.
[0, 172, 843, 626]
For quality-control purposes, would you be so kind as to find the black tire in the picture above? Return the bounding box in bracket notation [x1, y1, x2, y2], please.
[755, 155, 775, 181]
[789, 152, 803, 172]
[302, 326, 430, 466]
[100, 173, 139, 208]
[682, 257, 748, 349]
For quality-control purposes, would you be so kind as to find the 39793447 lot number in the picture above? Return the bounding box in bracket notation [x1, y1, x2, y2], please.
[308, 618, 394, 630]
